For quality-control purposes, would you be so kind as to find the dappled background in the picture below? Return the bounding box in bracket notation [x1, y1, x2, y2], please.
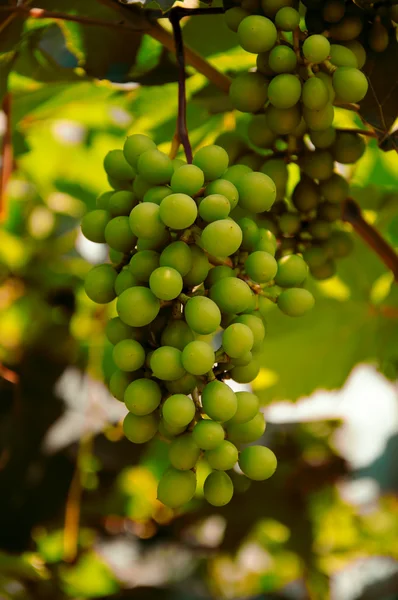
[0, 1, 398, 599]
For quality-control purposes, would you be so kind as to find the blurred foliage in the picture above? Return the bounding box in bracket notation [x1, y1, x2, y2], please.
[0, 3, 397, 600]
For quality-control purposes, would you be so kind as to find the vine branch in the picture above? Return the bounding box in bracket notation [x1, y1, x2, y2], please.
[342, 198, 398, 281]
[0, 94, 13, 223]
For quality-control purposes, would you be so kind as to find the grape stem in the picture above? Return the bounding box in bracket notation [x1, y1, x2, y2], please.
[204, 252, 234, 268]
[342, 198, 398, 281]
[0, 93, 12, 223]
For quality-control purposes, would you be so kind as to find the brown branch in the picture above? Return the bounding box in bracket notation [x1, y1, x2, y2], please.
[342, 198, 398, 281]
[0, 94, 13, 223]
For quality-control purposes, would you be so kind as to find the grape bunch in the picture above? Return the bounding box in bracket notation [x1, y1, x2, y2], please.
[81, 134, 316, 509]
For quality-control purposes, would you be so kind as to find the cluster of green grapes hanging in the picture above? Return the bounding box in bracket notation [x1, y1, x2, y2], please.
[222, 0, 396, 279]
[81, 134, 316, 509]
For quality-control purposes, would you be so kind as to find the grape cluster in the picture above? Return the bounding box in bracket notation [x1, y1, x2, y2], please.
[222, 0, 386, 279]
[81, 135, 316, 509]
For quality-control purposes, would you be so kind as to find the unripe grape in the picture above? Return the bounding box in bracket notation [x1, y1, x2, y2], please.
[328, 16, 363, 41]
[123, 134, 156, 168]
[223, 323, 254, 358]
[114, 269, 136, 295]
[170, 164, 204, 196]
[184, 296, 221, 335]
[237, 153, 263, 171]
[341, 40, 366, 69]
[161, 320, 194, 351]
[108, 191, 137, 217]
[225, 7, 250, 32]
[133, 175, 152, 201]
[143, 186, 172, 205]
[129, 250, 159, 282]
[199, 194, 230, 222]
[192, 145, 229, 181]
[262, 0, 295, 18]
[229, 72, 269, 113]
[317, 201, 341, 221]
[275, 254, 308, 287]
[223, 164, 252, 187]
[109, 370, 136, 401]
[333, 66, 368, 103]
[149, 266, 183, 301]
[157, 468, 196, 508]
[117, 286, 160, 327]
[261, 159, 288, 200]
[302, 246, 329, 269]
[323, 0, 345, 23]
[113, 339, 145, 372]
[256, 228, 277, 255]
[227, 391, 260, 424]
[193, 419, 224, 450]
[302, 77, 329, 111]
[239, 445, 277, 480]
[104, 149, 135, 181]
[277, 288, 315, 316]
[248, 115, 276, 149]
[205, 179, 239, 210]
[275, 6, 300, 30]
[183, 245, 210, 287]
[226, 410, 265, 443]
[181, 340, 215, 375]
[106, 317, 135, 346]
[230, 356, 261, 383]
[239, 217, 260, 252]
[203, 471, 233, 506]
[210, 277, 252, 314]
[159, 193, 198, 230]
[279, 212, 301, 235]
[266, 105, 301, 135]
[303, 104, 334, 132]
[214, 132, 247, 165]
[206, 440, 238, 471]
[105, 216, 136, 253]
[168, 435, 201, 470]
[163, 394, 196, 428]
[96, 191, 113, 210]
[326, 230, 353, 258]
[320, 172, 349, 203]
[301, 150, 334, 181]
[123, 412, 158, 444]
[201, 219, 242, 257]
[205, 265, 235, 287]
[129, 203, 166, 239]
[150, 346, 185, 381]
[84, 264, 117, 304]
[245, 251, 278, 283]
[302, 35, 331, 64]
[332, 131, 366, 164]
[256, 51, 274, 76]
[268, 74, 301, 109]
[315, 72, 335, 103]
[166, 373, 198, 395]
[268, 45, 297, 73]
[310, 259, 336, 280]
[232, 314, 265, 350]
[292, 176, 321, 212]
[202, 380, 237, 422]
[81, 209, 110, 243]
[124, 378, 161, 415]
[237, 15, 277, 54]
[309, 126, 336, 149]
[330, 44, 358, 67]
[137, 149, 173, 185]
[237, 172, 276, 213]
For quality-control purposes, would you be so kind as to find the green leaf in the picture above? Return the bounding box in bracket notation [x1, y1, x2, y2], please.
[129, 34, 163, 78]
[60, 552, 119, 597]
[0, 12, 25, 103]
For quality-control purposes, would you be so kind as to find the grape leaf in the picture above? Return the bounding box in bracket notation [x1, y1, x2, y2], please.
[0, 12, 25, 103]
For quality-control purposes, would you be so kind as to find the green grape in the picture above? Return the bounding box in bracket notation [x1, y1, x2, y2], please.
[129, 202, 166, 239]
[227, 410, 265, 443]
[137, 149, 173, 185]
[341, 40, 366, 69]
[214, 131, 248, 164]
[237, 172, 276, 213]
[84, 264, 117, 304]
[239, 445, 277, 480]
[279, 212, 301, 235]
[256, 51, 274, 76]
[206, 440, 238, 471]
[302, 245, 329, 269]
[239, 217, 260, 252]
[162, 393, 196, 428]
[320, 172, 348, 203]
[274, 254, 308, 287]
[262, 0, 295, 18]
[108, 191, 137, 217]
[303, 104, 334, 132]
[261, 159, 288, 200]
[315, 72, 335, 103]
[157, 468, 196, 508]
[133, 175, 152, 200]
[245, 251, 278, 283]
[161, 320, 194, 350]
[229, 72, 269, 113]
[199, 194, 230, 222]
[143, 186, 172, 205]
[268, 74, 301, 109]
[323, 0, 345, 23]
[205, 179, 239, 210]
[326, 230, 353, 258]
[310, 259, 336, 280]
[159, 193, 198, 230]
[266, 105, 301, 135]
[232, 314, 265, 349]
[247, 115, 276, 149]
[202, 380, 237, 422]
[275, 6, 300, 30]
[203, 471, 233, 506]
[129, 250, 160, 282]
[210, 277, 252, 314]
[136, 228, 171, 252]
[124, 378, 161, 415]
[106, 317, 134, 345]
[150, 346, 185, 381]
[123, 134, 156, 168]
[292, 176, 321, 212]
[330, 44, 358, 67]
[113, 339, 145, 372]
[225, 6, 250, 32]
[169, 435, 201, 470]
[81, 209, 110, 243]
[301, 77, 329, 111]
[222, 323, 254, 358]
[170, 164, 205, 196]
[183, 245, 210, 287]
[114, 269, 136, 295]
[328, 15, 363, 41]
[230, 355, 261, 383]
[96, 191, 113, 210]
[117, 286, 160, 326]
[301, 150, 334, 181]
[237, 15, 277, 53]
[192, 145, 229, 181]
[104, 149, 135, 181]
[160, 241, 192, 276]
[277, 288, 315, 316]
[269, 46, 297, 75]
[302, 35, 331, 64]
[223, 165, 252, 187]
[105, 216, 136, 253]
[181, 340, 215, 375]
[107, 176, 132, 191]
[236, 154, 263, 169]
[227, 391, 259, 424]
[123, 412, 158, 444]
[309, 219, 331, 240]
[332, 67, 368, 103]
[332, 131, 365, 164]
[231, 351, 253, 366]
[109, 248, 123, 264]
[149, 266, 183, 301]
[205, 266, 235, 288]
[109, 370, 135, 401]
[172, 158, 186, 171]
[192, 419, 224, 450]
[309, 127, 336, 149]
[256, 228, 277, 255]
[317, 201, 341, 221]
[166, 373, 198, 395]
[201, 219, 242, 257]
[184, 296, 221, 335]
